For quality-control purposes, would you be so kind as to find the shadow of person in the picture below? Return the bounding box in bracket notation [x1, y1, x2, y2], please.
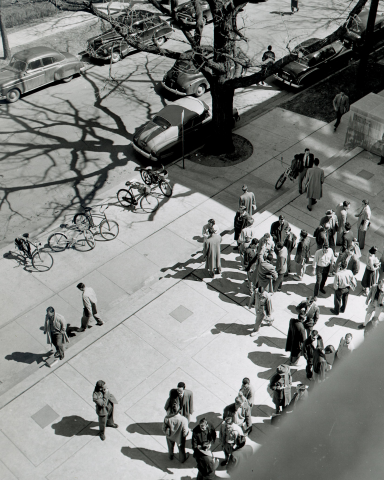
[211, 322, 252, 336]
[193, 235, 204, 244]
[127, 422, 164, 436]
[5, 351, 49, 365]
[255, 404, 275, 417]
[254, 336, 286, 349]
[51, 416, 99, 437]
[121, 446, 172, 473]
[192, 412, 223, 430]
[248, 351, 289, 379]
[270, 10, 293, 15]
[325, 317, 349, 328]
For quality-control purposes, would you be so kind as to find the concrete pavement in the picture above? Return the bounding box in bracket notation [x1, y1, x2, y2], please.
[1, 101, 384, 478]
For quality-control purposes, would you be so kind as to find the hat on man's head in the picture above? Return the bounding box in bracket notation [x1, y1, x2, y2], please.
[242, 185, 248, 191]
[277, 365, 288, 374]
[275, 242, 283, 250]
[369, 246, 378, 254]
[362, 199, 369, 205]
[325, 209, 333, 216]
[279, 214, 285, 220]
[239, 205, 246, 211]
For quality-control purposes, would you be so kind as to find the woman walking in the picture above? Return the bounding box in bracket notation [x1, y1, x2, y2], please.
[361, 246, 381, 296]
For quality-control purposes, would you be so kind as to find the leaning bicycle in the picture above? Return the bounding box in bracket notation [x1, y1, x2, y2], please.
[135, 164, 173, 197]
[117, 181, 159, 213]
[275, 157, 298, 190]
[72, 205, 119, 240]
[14, 233, 54, 271]
[48, 224, 95, 252]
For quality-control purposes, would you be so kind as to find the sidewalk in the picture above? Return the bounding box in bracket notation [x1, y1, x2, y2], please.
[1, 103, 384, 479]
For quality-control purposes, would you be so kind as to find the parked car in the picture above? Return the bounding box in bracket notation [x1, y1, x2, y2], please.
[86, 10, 173, 63]
[343, 10, 384, 52]
[0, 46, 84, 103]
[132, 97, 239, 162]
[175, 0, 213, 26]
[274, 39, 352, 89]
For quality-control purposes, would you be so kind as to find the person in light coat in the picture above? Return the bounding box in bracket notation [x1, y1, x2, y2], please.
[203, 227, 222, 278]
[355, 199, 371, 250]
[77, 283, 103, 331]
[162, 404, 190, 462]
[305, 158, 324, 211]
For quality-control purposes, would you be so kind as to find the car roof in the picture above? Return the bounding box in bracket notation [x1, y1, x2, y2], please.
[13, 46, 60, 61]
[158, 98, 208, 125]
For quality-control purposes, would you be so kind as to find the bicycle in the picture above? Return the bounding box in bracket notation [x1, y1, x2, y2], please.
[48, 224, 96, 252]
[14, 233, 54, 271]
[117, 181, 159, 213]
[275, 157, 297, 190]
[135, 164, 173, 197]
[72, 205, 119, 240]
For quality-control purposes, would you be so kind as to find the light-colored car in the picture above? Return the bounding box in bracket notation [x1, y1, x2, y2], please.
[132, 97, 239, 162]
[0, 46, 85, 103]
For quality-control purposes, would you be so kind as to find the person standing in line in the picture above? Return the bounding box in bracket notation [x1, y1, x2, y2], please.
[239, 185, 256, 217]
[320, 210, 338, 253]
[257, 253, 278, 292]
[219, 416, 244, 467]
[312, 348, 328, 383]
[302, 330, 324, 381]
[250, 286, 274, 335]
[313, 243, 336, 296]
[341, 222, 354, 252]
[285, 312, 306, 365]
[192, 418, 217, 457]
[333, 91, 350, 131]
[233, 206, 250, 251]
[270, 215, 290, 245]
[202, 219, 218, 242]
[269, 365, 292, 414]
[361, 246, 381, 296]
[239, 377, 255, 407]
[223, 395, 253, 436]
[274, 242, 288, 292]
[293, 230, 311, 280]
[165, 382, 194, 423]
[335, 244, 361, 276]
[305, 158, 324, 211]
[163, 404, 190, 462]
[93, 380, 118, 441]
[283, 226, 296, 276]
[330, 261, 356, 315]
[360, 280, 384, 329]
[195, 441, 220, 480]
[335, 333, 354, 363]
[203, 227, 222, 278]
[298, 148, 314, 194]
[335, 201, 351, 245]
[314, 224, 329, 251]
[355, 199, 371, 250]
[44, 306, 69, 361]
[295, 296, 319, 338]
[77, 283, 104, 332]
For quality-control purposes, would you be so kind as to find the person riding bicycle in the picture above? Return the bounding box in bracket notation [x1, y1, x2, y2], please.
[15, 234, 32, 257]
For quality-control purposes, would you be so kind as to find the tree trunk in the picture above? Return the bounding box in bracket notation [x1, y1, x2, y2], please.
[209, 77, 235, 154]
[0, 4, 11, 60]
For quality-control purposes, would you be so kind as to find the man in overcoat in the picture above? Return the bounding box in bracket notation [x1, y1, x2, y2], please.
[203, 227, 222, 278]
[92, 380, 118, 441]
[270, 215, 289, 245]
[305, 158, 324, 211]
[257, 253, 278, 292]
[239, 185, 256, 217]
[165, 382, 194, 423]
[286, 312, 306, 365]
[297, 148, 314, 194]
[302, 330, 324, 380]
[269, 365, 292, 413]
[295, 296, 320, 338]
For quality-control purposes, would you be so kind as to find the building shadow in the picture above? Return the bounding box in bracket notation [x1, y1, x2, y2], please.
[248, 351, 289, 379]
[51, 416, 99, 437]
[5, 351, 49, 365]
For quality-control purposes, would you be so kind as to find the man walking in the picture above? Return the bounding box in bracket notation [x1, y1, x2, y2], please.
[355, 199, 371, 249]
[313, 243, 336, 296]
[203, 227, 222, 278]
[164, 382, 194, 423]
[298, 148, 314, 194]
[274, 242, 288, 292]
[93, 380, 118, 441]
[44, 306, 69, 361]
[239, 185, 256, 217]
[295, 296, 320, 337]
[285, 312, 306, 365]
[293, 230, 311, 280]
[259, 46, 275, 85]
[305, 158, 324, 211]
[333, 91, 349, 131]
[163, 404, 190, 462]
[330, 261, 356, 316]
[360, 280, 384, 329]
[77, 283, 103, 332]
[302, 330, 324, 380]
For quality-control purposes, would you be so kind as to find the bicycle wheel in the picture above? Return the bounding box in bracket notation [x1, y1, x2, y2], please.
[140, 170, 152, 185]
[73, 213, 91, 229]
[100, 219, 119, 240]
[32, 250, 54, 271]
[74, 230, 95, 251]
[48, 233, 68, 252]
[159, 179, 173, 197]
[275, 173, 287, 190]
[140, 194, 159, 213]
[117, 189, 135, 208]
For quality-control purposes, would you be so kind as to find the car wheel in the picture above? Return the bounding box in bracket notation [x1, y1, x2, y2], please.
[111, 52, 121, 63]
[195, 84, 206, 97]
[156, 36, 166, 46]
[6, 89, 20, 103]
[62, 75, 73, 83]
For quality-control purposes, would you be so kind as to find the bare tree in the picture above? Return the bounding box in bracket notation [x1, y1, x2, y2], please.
[49, 0, 368, 154]
[0, 0, 11, 60]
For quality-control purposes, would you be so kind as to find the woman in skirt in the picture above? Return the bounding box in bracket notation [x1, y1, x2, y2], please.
[361, 246, 381, 295]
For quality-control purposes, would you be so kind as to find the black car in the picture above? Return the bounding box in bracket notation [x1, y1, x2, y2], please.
[274, 39, 352, 89]
[175, 0, 213, 26]
[86, 10, 173, 63]
[344, 10, 384, 52]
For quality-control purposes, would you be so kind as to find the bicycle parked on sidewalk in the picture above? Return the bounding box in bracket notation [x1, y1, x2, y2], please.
[275, 157, 299, 190]
[13, 233, 54, 271]
[117, 181, 159, 212]
[72, 205, 119, 240]
[48, 224, 95, 252]
[135, 164, 173, 197]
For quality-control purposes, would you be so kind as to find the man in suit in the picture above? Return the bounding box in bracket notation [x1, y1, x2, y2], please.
[192, 418, 217, 457]
[286, 313, 306, 365]
[165, 382, 194, 423]
[163, 404, 190, 462]
[341, 222, 354, 252]
[274, 242, 288, 292]
[270, 215, 290, 245]
[320, 210, 338, 253]
[335, 245, 361, 276]
[305, 158, 324, 211]
[223, 395, 252, 436]
[298, 148, 314, 194]
[257, 253, 278, 292]
[92, 380, 118, 441]
[295, 296, 320, 338]
[302, 330, 324, 380]
[239, 185, 256, 217]
[333, 91, 349, 131]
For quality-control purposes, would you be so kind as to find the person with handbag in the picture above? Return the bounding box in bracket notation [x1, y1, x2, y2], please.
[44, 306, 69, 361]
[330, 260, 357, 315]
[355, 199, 371, 250]
[162, 404, 190, 462]
[92, 380, 118, 441]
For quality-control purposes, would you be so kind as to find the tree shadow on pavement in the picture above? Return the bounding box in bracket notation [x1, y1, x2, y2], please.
[5, 351, 50, 365]
[51, 416, 99, 437]
[248, 351, 289, 379]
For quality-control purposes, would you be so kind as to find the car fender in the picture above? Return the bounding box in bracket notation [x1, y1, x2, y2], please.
[155, 26, 173, 39]
[1, 79, 25, 94]
[297, 67, 320, 86]
[54, 65, 79, 81]
[186, 78, 210, 95]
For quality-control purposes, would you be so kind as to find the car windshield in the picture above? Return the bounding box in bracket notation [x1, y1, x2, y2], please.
[173, 60, 198, 74]
[296, 54, 309, 66]
[8, 57, 26, 71]
[152, 116, 171, 129]
[348, 17, 362, 33]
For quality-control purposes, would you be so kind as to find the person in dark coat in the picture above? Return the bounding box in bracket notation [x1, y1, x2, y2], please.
[313, 348, 328, 383]
[195, 442, 220, 480]
[239, 185, 256, 217]
[302, 330, 324, 380]
[270, 215, 290, 245]
[294, 230, 311, 280]
[333, 91, 350, 131]
[295, 296, 320, 337]
[315, 224, 329, 251]
[286, 313, 306, 365]
[164, 382, 194, 423]
[335, 245, 361, 276]
[192, 418, 217, 457]
[291, 0, 299, 12]
[283, 226, 297, 275]
[223, 396, 252, 436]
[203, 227, 222, 278]
[92, 380, 118, 441]
[305, 158, 324, 211]
[233, 206, 250, 250]
[269, 365, 292, 413]
[341, 222, 354, 252]
[298, 148, 314, 194]
[320, 210, 338, 253]
[257, 253, 278, 292]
